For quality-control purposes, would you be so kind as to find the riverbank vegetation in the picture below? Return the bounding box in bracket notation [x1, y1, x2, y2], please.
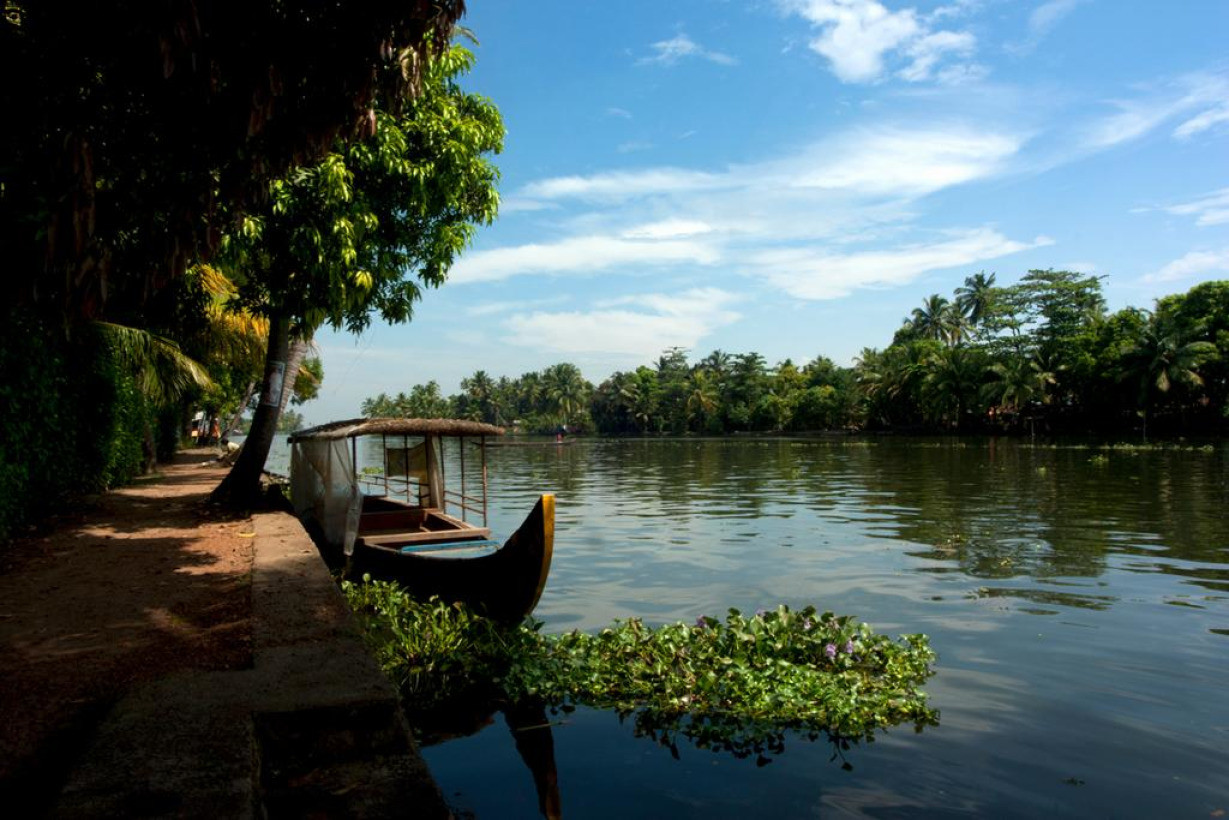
[343, 578, 938, 760]
[2, 3, 495, 539]
[366, 275, 1227, 439]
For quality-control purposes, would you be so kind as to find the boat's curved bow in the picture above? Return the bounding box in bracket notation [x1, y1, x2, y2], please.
[352, 494, 555, 623]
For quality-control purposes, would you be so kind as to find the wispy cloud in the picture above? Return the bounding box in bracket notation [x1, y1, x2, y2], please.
[520, 125, 1020, 205]
[1007, 0, 1084, 54]
[781, 0, 979, 84]
[746, 228, 1052, 300]
[464, 296, 572, 318]
[503, 288, 742, 358]
[522, 168, 724, 201]
[449, 235, 721, 284]
[1173, 103, 1229, 140]
[1081, 70, 1229, 149]
[1029, 0, 1082, 35]
[639, 33, 738, 67]
[782, 127, 1020, 196]
[464, 121, 1031, 294]
[605, 107, 633, 120]
[1163, 188, 1229, 227]
[621, 219, 715, 240]
[1143, 248, 1229, 284]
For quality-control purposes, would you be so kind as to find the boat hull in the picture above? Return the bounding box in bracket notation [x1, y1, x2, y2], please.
[350, 494, 554, 623]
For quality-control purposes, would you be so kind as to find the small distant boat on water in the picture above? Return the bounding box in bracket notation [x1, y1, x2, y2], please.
[288, 418, 554, 622]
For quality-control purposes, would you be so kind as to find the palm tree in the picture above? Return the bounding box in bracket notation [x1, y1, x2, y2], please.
[461, 370, 498, 423]
[955, 271, 997, 328]
[1119, 314, 1218, 439]
[923, 346, 985, 430]
[543, 363, 588, 425]
[700, 349, 732, 379]
[981, 355, 1057, 431]
[96, 323, 212, 407]
[910, 294, 958, 344]
[685, 369, 719, 431]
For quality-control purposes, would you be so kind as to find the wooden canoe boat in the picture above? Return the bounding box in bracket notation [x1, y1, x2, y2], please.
[351, 493, 554, 623]
[288, 417, 555, 622]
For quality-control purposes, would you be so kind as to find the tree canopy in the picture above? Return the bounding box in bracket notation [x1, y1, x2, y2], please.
[2, 0, 467, 325]
[213, 42, 503, 504]
[370, 277, 1228, 439]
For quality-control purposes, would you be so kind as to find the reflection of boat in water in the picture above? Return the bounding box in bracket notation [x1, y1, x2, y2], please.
[289, 418, 554, 622]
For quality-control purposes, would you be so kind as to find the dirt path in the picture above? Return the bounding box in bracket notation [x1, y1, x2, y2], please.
[0, 451, 254, 800]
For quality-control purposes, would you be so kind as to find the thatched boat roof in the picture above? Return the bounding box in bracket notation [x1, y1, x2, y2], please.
[289, 417, 504, 442]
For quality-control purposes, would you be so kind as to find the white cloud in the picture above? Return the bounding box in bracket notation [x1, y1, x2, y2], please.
[1173, 104, 1229, 140]
[621, 219, 715, 240]
[745, 228, 1052, 300]
[1143, 248, 1229, 283]
[1082, 71, 1229, 149]
[503, 289, 742, 358]
[782, 0, 977, 84]
[519, 124, 1020, 206]
[498, 197, 560, 214]
[605, 107, 633, 119]
[1005, 0, 1083, 55]
[474, 123, 1029, 295]
[464, 296, 572, 318]
[899, 30, 975, 83]
[639, 33, 737, 67]
[1164, 188, 1229, 227]
[522, 168, 724, 201]
[1029, 0, 1082, 35]
[449, 235, 721, 284]
[786, 127, 1020, 196]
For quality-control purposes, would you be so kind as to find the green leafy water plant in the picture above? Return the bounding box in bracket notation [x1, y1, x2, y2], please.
[342, 578, 938, 760]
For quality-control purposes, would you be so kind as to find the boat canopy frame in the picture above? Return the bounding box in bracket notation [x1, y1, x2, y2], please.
[289, 418, 504, 555]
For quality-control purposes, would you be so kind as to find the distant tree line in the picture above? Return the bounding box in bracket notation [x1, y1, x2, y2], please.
[364, 274, 1227, 438]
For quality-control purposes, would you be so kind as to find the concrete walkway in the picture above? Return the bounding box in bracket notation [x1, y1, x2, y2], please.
[1, 455, 448, 817]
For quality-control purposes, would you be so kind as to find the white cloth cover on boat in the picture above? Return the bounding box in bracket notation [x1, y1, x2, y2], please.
[291, 437, 360, 556]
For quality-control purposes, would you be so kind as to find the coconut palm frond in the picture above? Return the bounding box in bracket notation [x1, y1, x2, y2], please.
[190, 264, 269, 370]
[95, 321, 213, 404]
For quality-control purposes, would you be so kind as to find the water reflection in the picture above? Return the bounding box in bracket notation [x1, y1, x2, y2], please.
[265, 435, 1229, 816]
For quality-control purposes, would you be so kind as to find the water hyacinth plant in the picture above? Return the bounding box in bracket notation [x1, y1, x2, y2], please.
[342, 578, 939, 760]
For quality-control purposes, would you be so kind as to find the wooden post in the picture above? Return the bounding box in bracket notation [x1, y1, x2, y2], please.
[480, 436, 489, 527]
[459, 436, 467, 523]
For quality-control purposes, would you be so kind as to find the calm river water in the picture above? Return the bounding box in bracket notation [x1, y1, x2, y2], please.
[277, 435, 1229, 817]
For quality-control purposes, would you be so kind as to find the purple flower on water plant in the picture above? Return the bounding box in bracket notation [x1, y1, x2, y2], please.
[695, 615, 707, 628]
[843, 639, 855, 654]
[824, 643, 837, 661]
[802, 618, 813, 631]
[756, 607, 767, 618]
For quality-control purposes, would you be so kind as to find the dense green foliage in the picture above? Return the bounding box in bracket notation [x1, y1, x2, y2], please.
[343, 579, 938, 759]
[4, 3, 480, 523]
[0, 310, 159, 542]
[368, 277, 1227, 438]
[214, 43, 504, 504]
[4, 1, 465, 324]
[362, 363, 590, 434]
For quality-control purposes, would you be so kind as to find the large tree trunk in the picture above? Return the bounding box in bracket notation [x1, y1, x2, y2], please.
[211, 312, 291, 507]
[280, 338, 311, 414]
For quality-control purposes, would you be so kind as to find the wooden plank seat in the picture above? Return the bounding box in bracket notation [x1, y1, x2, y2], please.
[359, 526, 493, 547]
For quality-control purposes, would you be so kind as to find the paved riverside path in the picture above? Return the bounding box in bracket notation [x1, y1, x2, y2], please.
[0, 451, 448, 817]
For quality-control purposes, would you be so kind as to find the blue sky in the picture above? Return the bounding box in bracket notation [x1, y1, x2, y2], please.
[309, 0, 1229, 423]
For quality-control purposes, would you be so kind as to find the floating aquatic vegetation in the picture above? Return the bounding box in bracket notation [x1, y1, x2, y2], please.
[342, 578, 939, 760]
